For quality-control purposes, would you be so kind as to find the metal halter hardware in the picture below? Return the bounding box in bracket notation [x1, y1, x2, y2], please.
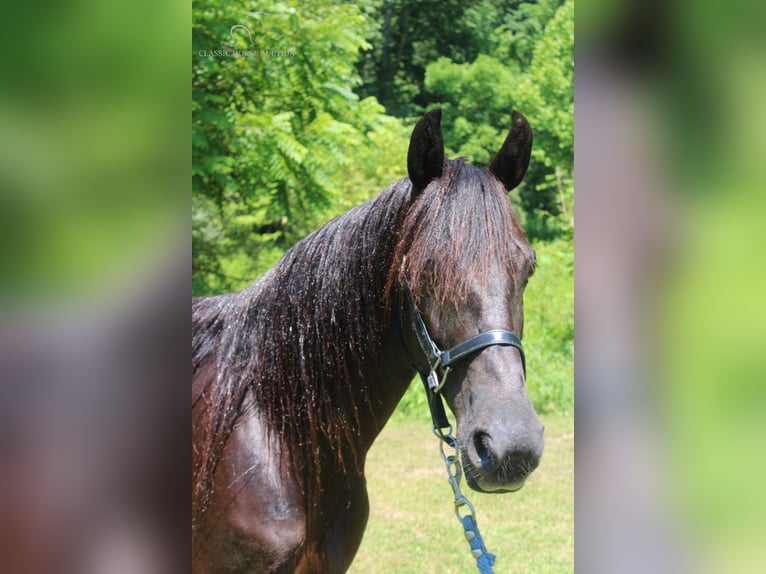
[403, 283, 525, 387]
[402, 283, 526, 574]
[402, 283, 526, 430]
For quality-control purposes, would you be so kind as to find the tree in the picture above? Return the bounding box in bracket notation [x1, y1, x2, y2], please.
[514, 0, 574, 234]
[356, 0, 495, 117]
[192, 0, 574, 294]
[421, 0, 573, 238]
[192, 0, 405, 294]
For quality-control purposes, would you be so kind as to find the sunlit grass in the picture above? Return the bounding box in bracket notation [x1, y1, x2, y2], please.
[349, 414, 573, 573]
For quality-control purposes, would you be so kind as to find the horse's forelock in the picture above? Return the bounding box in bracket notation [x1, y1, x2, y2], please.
[390, 159, 529, 309]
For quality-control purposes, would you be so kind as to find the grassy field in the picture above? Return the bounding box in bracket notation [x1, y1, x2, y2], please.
[349, 414, 573, 573]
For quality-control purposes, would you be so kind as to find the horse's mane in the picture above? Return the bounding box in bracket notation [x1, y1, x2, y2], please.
[192, 178, 410, 522]
[389, 159, 534, 309]
[192, 158, 532, 524]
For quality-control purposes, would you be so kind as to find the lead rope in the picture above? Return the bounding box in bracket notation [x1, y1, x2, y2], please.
[403, 282, 508, 573]
[433, 419, 497, 574]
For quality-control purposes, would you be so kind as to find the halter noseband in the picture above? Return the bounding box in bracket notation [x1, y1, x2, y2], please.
[402, 283, 526, 431]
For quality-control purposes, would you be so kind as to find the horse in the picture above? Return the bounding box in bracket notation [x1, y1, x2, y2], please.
[192, 109, 544, 573]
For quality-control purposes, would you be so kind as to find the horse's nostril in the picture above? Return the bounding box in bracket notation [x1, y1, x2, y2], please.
[473, 431, 495, 471]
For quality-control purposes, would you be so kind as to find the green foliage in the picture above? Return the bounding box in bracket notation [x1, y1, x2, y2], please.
[422, 0, 574, 240]
[356, 0, 493, 116]
[424, 55, 516, 162]
[193, 1, 574, 293]
[192, 0, 407, 294]
[494, 0, 564, 66]
[523, 238, 574, 415]
[515, 0, 574, 235]
[355, 0, 567, 119]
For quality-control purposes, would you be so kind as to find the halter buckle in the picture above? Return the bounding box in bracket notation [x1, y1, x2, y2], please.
[426, 356, 452, 394]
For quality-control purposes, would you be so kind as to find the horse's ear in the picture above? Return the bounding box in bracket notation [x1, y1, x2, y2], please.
[407, 109, 445, 195]
[488, 111, 533, 192]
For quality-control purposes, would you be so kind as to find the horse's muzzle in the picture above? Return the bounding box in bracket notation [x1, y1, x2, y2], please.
[462, 425, 544, 493]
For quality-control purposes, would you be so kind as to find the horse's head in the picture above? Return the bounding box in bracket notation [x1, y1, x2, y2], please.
[396, 109, 544, 493]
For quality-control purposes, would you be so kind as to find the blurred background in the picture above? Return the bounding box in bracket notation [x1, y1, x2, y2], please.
[576, 0, 766, 572]
[0, 0, 188, 572]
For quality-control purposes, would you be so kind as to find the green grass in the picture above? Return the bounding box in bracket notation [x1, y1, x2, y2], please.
[349, 414, 573, 573]
[523, 239, 574, 416]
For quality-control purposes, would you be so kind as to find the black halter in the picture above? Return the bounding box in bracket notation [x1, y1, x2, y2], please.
[402, 284, 526, 431]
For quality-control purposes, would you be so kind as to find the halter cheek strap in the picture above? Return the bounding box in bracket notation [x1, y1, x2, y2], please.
[402, 284, 526, 431]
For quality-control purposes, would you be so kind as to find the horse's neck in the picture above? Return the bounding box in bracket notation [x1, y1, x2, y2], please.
[293, 192, 414, 453]
[354, 322, 417, 453]
[248, 187, 414, 472]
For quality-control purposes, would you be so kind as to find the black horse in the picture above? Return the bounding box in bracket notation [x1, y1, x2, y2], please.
[192, 110, 544, 573]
